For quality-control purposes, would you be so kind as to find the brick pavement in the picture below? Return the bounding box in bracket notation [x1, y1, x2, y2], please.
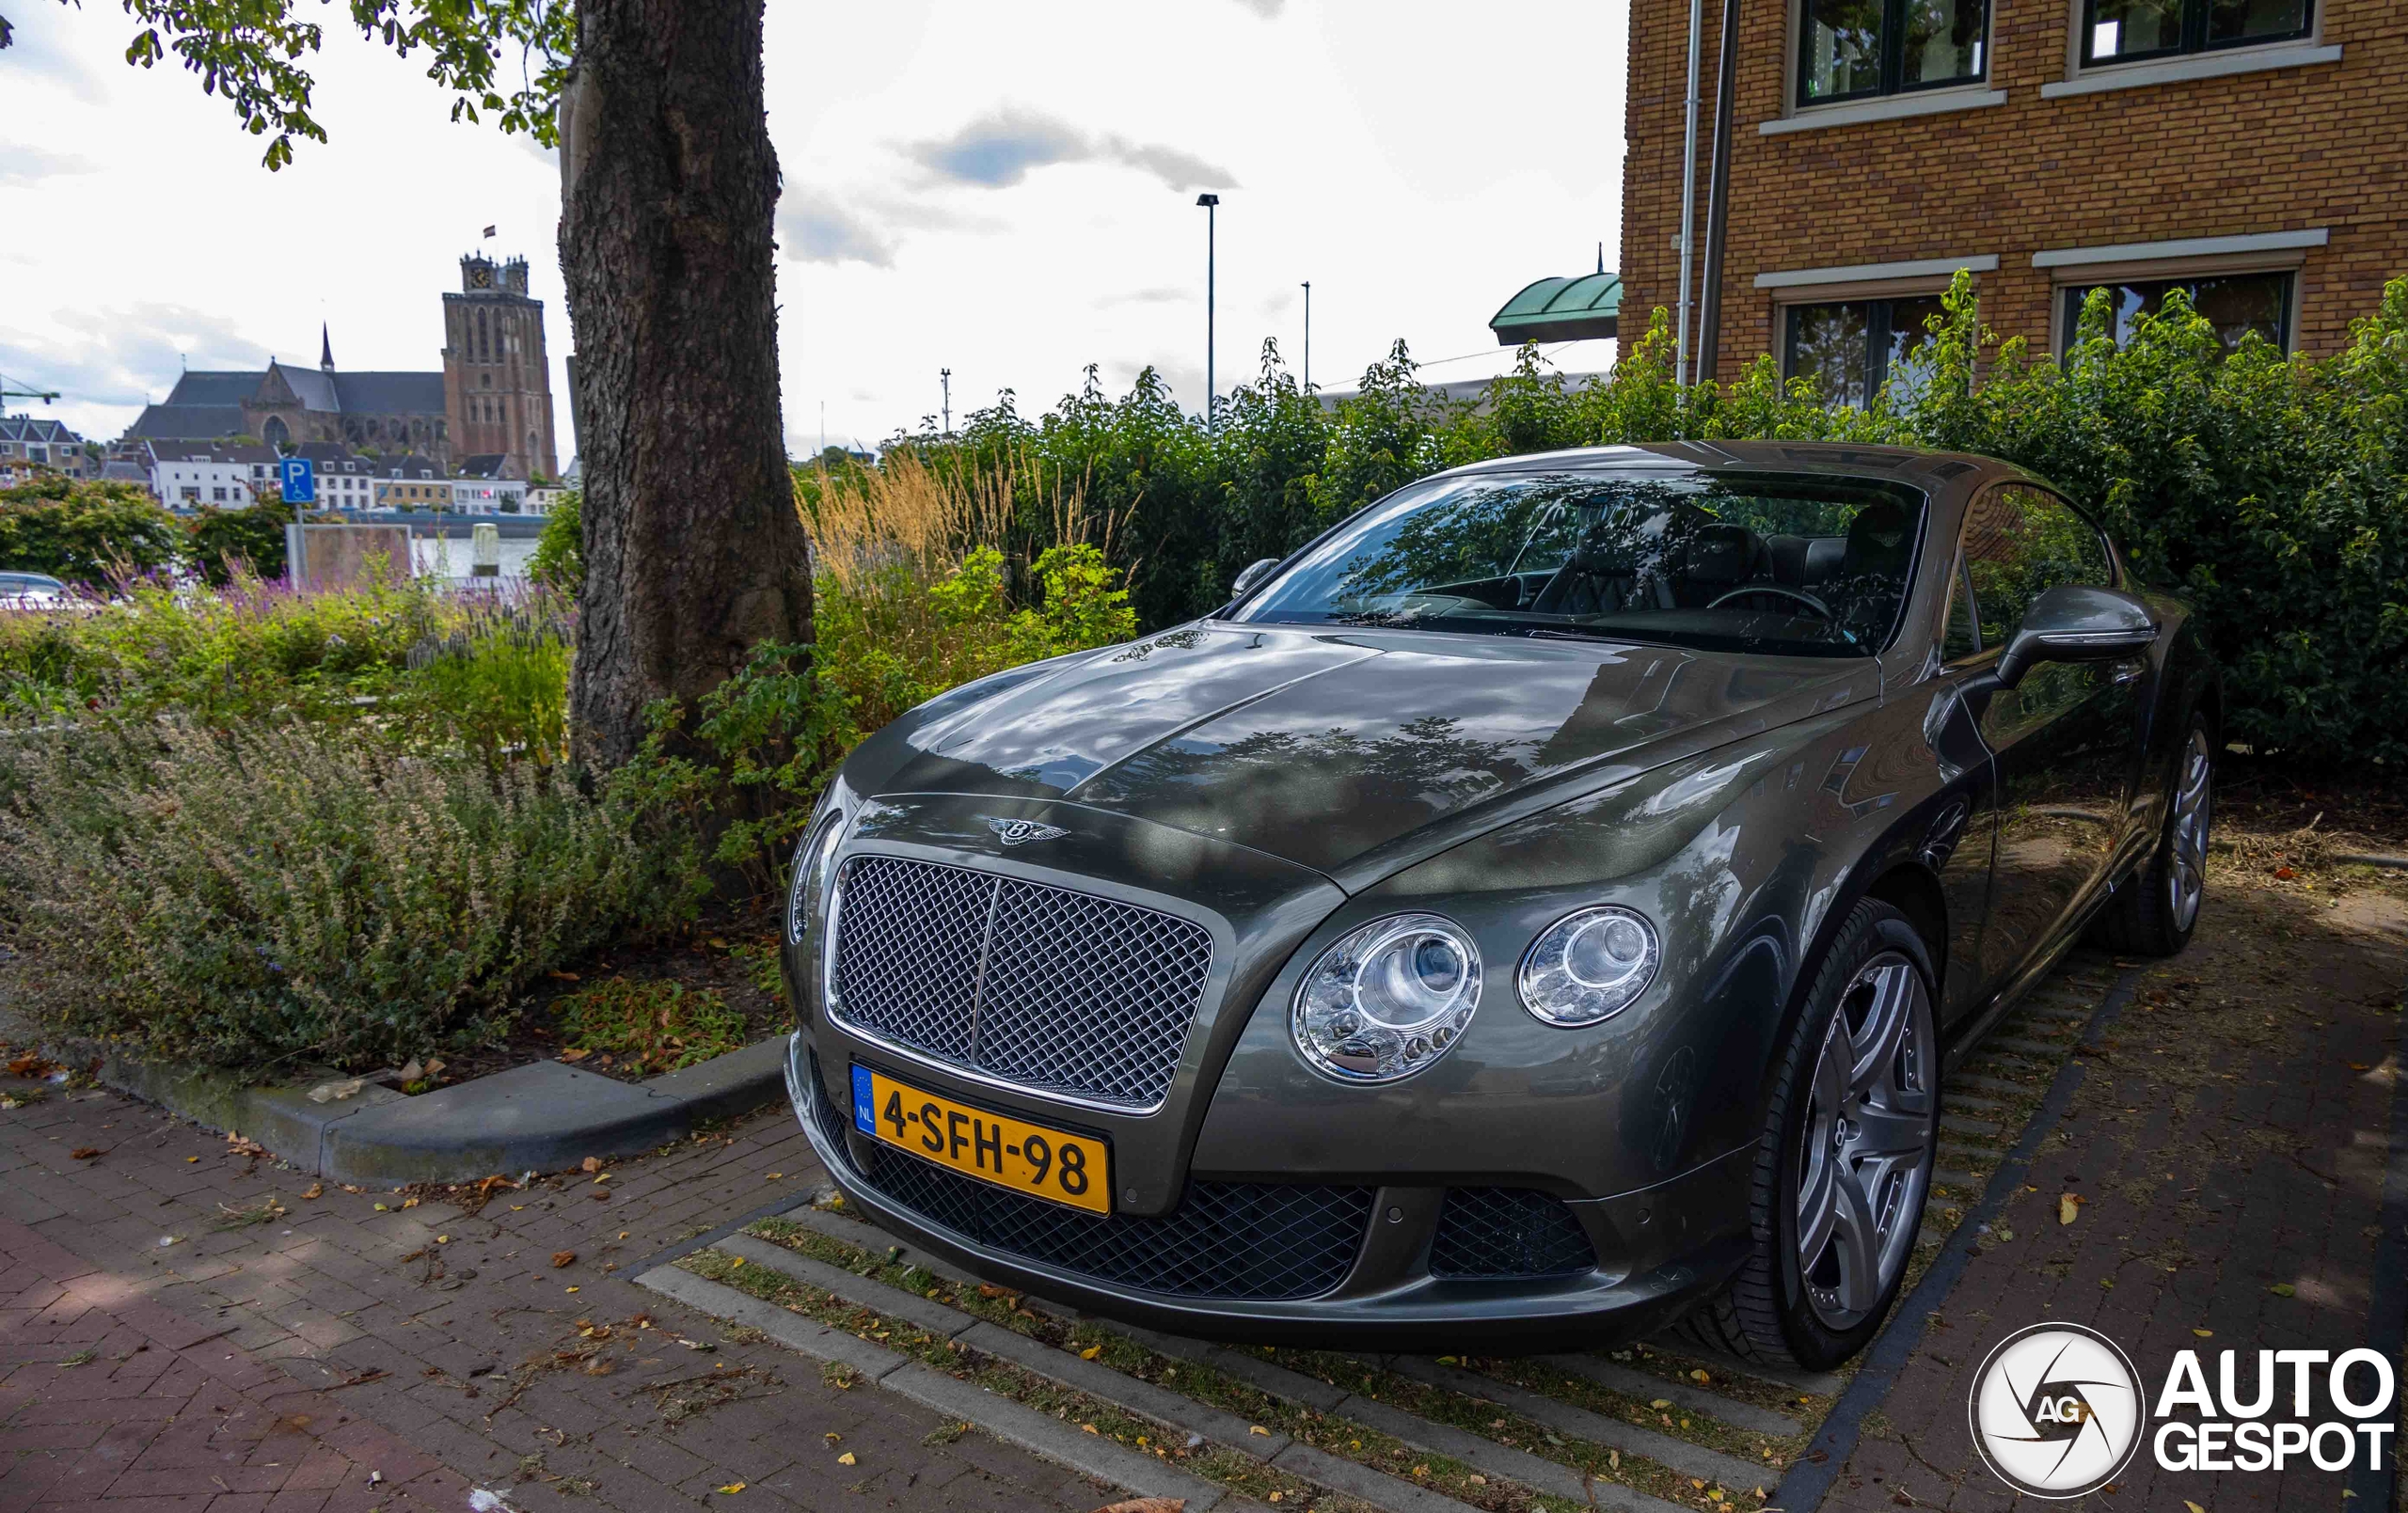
[0, 1056, 1117, 1513]
[1820, 885, 2408, 1510]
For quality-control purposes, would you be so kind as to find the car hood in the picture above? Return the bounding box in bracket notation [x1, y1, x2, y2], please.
[857, 622, 1874, 879]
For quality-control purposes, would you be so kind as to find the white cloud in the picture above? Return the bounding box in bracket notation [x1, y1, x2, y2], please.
[781, 189, 897, 267]
[907, 106, 1234, 195]
[0, 143, 99, 186]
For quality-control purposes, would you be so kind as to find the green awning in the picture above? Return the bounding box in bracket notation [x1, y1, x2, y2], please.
[1490, 273, 1621, 345]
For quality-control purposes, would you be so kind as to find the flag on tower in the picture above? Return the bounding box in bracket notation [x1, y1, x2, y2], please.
[483, 225, 497, 238]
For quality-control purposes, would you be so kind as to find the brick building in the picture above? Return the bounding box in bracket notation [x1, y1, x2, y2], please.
[1620, 0, 2407, 401]
[121, 255, 560, 481]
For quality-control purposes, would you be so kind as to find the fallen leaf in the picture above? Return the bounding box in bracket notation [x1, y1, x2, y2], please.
[717, 1482, 746, 1494]
[1690, 1368, 1711, 1384]
[2350, 1062, 2371, 1071]
[302, 1183, 323, 1200]
[2273, 866, 2296, 880]
[581, 1157, 603, 1173]
[552, 1252, 576, 1268]
[69, 1147, 103, 1159]
[558, 1048, 592, 1064]
[308, 1079, 365, 1104]
[1651, 1398, 1672, 1409]
[1086, 1503, 1189, 1513]
[373, 1203, 389, 1212]
[549, 969, 581, 982]
[2193, 1328, 2214, 1337]
[835, 1452, 856, 1466]
[2186, 1502, 2206, 1513]
[2059, 1193, 2080, 1224]
[1079, 1344, 1102, 1361]
[1248, 1425, 1270, 1436]
[400, 1196, 420, 1209]
[2270, 1284, 2296, 1297]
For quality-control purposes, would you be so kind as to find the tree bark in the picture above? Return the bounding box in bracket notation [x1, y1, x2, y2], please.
[558, 0, 809, 768]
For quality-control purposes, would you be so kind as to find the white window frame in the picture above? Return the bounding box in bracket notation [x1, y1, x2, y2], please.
[1766, 0, 2006, 134]
[2041, 0, 2337, 98]
[2036, 229, 2323, 355]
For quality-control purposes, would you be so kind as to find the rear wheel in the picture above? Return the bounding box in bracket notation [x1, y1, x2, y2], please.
[1679, 898, 1939, 1370]
[2090, 714, 2213, 956]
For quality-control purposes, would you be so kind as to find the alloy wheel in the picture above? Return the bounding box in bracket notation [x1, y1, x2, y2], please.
[1795, 954, 1936, 1331]
[2168, 727, 2213, 934]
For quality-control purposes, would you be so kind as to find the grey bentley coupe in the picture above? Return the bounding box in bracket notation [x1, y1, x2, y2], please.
[780, 441, 2217, 1370]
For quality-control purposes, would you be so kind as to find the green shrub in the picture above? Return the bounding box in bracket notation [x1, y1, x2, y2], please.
[868, 274, 2408, 769]
[529, 488, 583, 598]
[185, 500, 293, 586]
[0, 573, 452, 728]
[0, 478, 183, 587]
[555, 977, 749, 1075]
[0, 716, 706, 1073]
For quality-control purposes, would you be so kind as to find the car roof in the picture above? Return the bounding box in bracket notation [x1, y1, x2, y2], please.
[1431, 439, 2018, 493]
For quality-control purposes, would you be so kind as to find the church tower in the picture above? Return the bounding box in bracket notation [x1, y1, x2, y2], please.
[441, 254, 560, 481]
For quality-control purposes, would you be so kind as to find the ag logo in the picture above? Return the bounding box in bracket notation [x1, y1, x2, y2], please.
[985, 815, 1069, 846]
[1969, 1322, 2147, 1497]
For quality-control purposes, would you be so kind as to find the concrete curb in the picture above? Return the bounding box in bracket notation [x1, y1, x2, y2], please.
[78, 1032, 791, 1186]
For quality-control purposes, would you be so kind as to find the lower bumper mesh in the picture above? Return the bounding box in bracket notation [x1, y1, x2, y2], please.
[1428, 1187, 1598, 1279]
[805, 1056, 1372, 1300]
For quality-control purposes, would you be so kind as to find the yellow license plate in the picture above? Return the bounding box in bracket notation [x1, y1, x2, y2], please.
[850, 1064, 1111, 1215]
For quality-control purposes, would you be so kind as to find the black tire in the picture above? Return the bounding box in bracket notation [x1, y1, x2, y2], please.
[2088, 711, 2213, 958]
[1677, 898, 1941, 1371]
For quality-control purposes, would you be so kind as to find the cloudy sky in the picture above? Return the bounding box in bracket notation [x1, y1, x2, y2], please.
[2, 1, 1626, 459]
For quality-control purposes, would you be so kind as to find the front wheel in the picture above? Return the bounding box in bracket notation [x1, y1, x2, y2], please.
[1679, 899, 1939, 1370]
[2090, 714, 2213, 957]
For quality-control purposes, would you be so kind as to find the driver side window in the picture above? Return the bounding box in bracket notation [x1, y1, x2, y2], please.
[1958, 485, 2115, 647]
[1941, 553, 1982, 662]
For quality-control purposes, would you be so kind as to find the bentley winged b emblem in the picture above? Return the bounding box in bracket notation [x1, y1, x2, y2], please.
[985, 815, 1069, 846]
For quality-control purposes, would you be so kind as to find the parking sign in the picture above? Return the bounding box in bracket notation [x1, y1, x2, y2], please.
[279, 457, 315, 503]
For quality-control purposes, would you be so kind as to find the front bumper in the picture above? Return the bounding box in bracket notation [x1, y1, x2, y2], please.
[784, 1032, 1751, 1351]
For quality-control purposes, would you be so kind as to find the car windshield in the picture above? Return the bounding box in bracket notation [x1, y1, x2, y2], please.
[1230, 468, 1926, 657]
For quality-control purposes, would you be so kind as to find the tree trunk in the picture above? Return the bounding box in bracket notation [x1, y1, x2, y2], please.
[557, 0, 809, 768]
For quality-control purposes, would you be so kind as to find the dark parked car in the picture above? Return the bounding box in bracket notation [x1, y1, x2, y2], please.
[781, 442, 2216, 1370]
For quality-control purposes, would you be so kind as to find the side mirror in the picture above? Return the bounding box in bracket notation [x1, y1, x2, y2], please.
[1994, 584, 2158, 690]
[1230, 558, 1279, 598]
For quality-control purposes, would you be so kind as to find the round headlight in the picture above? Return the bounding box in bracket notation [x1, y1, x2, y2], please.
[1518, 906, 1659, 1026]
[785, 812, 846, 946]
[1291, 914, 1482, 1083]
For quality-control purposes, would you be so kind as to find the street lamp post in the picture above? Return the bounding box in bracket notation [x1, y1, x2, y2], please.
[1196, 194, 1219, 427]
[1300, 280, 1311, 390]
[940, 368, 952, 434]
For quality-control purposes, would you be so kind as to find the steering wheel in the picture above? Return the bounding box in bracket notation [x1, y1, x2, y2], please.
[1706, 584, 1835, 621]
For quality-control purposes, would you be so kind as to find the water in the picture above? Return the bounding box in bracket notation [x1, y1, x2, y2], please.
[411, 536, 541, 583]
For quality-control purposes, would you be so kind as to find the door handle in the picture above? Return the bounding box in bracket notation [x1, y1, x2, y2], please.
[2110, 663, 2146, 686]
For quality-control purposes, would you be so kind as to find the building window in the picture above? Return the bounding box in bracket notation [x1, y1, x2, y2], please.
[212, 487, 228, 502]
[1799, 0, 1988, 103]
[2056, 269, 2292, 353]
[1782, 295, 1946, 406]
[2083, 0, 2310, 65]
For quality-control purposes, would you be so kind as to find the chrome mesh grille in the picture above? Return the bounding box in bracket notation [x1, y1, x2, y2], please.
[830, 855, 1214, 1109]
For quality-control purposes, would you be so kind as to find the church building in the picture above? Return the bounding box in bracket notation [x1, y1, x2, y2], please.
[121, 255, 561, 482]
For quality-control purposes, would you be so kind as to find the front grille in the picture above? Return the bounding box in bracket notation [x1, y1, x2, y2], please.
[1428, 1188, 1598, 1279]
[830, 855, 1214, 1108]
[804, 1057, 1370, 1300]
